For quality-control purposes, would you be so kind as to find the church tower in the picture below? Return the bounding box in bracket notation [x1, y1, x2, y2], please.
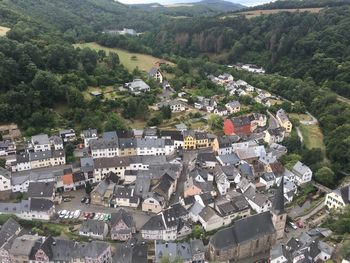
[271, 176, 287, 241]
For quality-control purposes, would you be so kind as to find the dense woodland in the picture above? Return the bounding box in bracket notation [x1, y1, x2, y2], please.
[0, 0, 349, 186]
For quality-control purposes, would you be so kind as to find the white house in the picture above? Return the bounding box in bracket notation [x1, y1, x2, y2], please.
[0, 167, 11, 192]
[292, 161, 312, 185]
[225, 101, 241, 114]
[325, 185, 350, 210]
[81, 129, 98, 147]
[136, 138, 167, 156]
[31, 134, 50, 152]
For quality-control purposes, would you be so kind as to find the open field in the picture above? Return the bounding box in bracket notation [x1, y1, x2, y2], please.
[73, 42, 173, 72]
[290, 113, 313, 122]
[0, 26, 10, 36]
[222, 7, 323, 19]
[299, 124, 325, 150]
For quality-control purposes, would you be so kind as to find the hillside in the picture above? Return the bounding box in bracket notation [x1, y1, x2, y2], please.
[129, 0, 245, 17]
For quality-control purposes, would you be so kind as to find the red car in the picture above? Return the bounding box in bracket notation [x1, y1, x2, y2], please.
[84, 212, 90, 219]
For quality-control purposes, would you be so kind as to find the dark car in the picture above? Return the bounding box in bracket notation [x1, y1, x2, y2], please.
[81, 197, 87, 203]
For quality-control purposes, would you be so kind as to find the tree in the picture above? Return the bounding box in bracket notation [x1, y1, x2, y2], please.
[0, 159, 6, 168]
[177, 59, 190, 73]
[192, 225, 205, 239]
[315, 167, 335, 186]
[160, 105, 172, 119]
[65, 143, 75, 163]
[105, 114, 127, 131]
[85, 181, 92, 194]
[280, 153, 301, 170]
[208, 114, 223, 130]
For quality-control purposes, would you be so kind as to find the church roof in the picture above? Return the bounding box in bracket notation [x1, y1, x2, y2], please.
[271, 176, 285, 215]
[210, 211, 275, 249]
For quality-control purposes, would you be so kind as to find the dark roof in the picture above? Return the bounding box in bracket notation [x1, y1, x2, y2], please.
[168, 203, 188, 218]
[195, 132, 207, 140]
[110, 209, 134, 228]
[197, 152, 217, 163]
[29, 198, 54, 212]
[154, 173, 174, 199]
[340, 186, 350, 204]
[79, 220, 107, 235]
[210, 211, 275, 249]
[38, 236, 54, 259]
[0, 218, 21, 248]
[72, 172, 85, 183]
[159, 130, 183, 141]
[271, 176, 285, 215]
[141, 214, 165, 231]
[115, 187, 134, 200]
[217, 135, 240, 148]
[118, 138, 136, 149]
[27, 182, 55, 198]
[231, 115, 252, 127]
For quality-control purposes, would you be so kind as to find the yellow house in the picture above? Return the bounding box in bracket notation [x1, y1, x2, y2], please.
[276, 109, 292, 133]
[325, 186, 350, 210]
[183, 131, 196, 150]
[183, 131, 209, 150]
[195, 132, 209, 149]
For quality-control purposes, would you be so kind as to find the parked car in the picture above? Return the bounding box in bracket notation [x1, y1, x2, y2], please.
[89, 212, 95, 219]
[94, 213, 101, 220]
[73, 210, 81, 219]
[85, 198, 90, 204]
[63, 198, 71, 202]
[84, 212, 90, 220]
[81, 197, 87, 203]
[69, 211, 74, 219]
[289, 221, 298, 230]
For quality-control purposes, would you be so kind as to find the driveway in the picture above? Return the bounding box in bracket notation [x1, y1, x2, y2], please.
[56, 189, 151, 230]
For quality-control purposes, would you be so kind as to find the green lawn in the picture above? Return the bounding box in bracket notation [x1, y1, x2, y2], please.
[73, 42, 174, 73]
[300, 124, 325, 150]
[0, 26, 10, 36]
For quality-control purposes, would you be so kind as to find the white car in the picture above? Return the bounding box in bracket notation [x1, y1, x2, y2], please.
[98, 213, 105, 221]
[73, 210, 81, 219]
[64, 213, 70, 219]
[289, 222, 298, 230]
[94, 213, 101, 220]
[69, 211, 74, 219]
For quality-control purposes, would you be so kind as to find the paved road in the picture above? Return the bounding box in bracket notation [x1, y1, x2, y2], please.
[300, 111, 318, 125]
[56, 189, 151, 230]
[296, 127, 304, 143]
[267, 110, 279, 129]
[312, 181, 332, 194]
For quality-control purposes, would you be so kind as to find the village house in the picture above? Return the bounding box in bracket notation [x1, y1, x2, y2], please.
[214, 106, 228, 116]
[198, 206, 224, 232]
[90, 136, 119, 158]
[148, 67, 163, 83]
[159, 130, 184, 149]
[212, 135, 240, 155]
[0, 140, 16, 156]
[276, 109, 292, 133]
[81, 128, 98, 147]
[0, 167, 11, 195]
[264, 127, 285, 145]
[244, 187, 272, 213]
[26, 181, 56, 202]
[112, 186, 139, 208]
[325, 185, 350, 210]
[125, 79, 151, 94]
[153, 173, 176, 203]
[90, 172, 120, 206]
[225, 100, 241, 114]
[142, 193, 165, 213]
[157, 100, 186, 112]
[79, 219, 109, 240]
[59, 129, 76, 142]
[0, 218, 22, 263]
[194, 97, 217, 112]
[0, 198, 55, 221]
[215, 192, 251, 224]
[292, 161, 313, 185]
[110, 209, 135, 241]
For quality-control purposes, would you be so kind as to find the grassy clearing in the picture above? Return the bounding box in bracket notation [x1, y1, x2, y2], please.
[222, 7, 323, 19]
[0, 26, 10, 36]
[299, 124, 325, 150]
[73, 42, 173, 73]
[290, 113, 313, 122]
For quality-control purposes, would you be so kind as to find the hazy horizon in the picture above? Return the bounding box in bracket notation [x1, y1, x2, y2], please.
[118, 0, 275, 6]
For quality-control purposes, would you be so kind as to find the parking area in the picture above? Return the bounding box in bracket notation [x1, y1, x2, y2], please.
[56, 189, 151, 230]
